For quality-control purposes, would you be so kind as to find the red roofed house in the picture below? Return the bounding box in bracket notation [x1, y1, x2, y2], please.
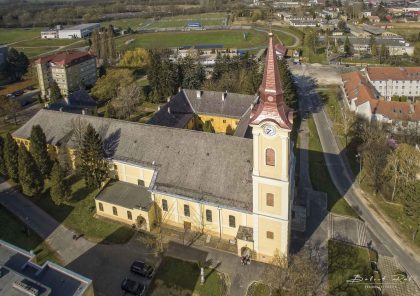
[35, 50, 97, 99]
[341, 71, 420, 133]
[274, 44, 288, 59]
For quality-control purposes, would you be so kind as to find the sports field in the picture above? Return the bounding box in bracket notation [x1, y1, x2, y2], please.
[144, 12, 228, 29]
[117, 29, 267, 50]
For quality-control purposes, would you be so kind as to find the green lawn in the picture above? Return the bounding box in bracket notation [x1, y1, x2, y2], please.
[0, 28, 42, 44]
[150, 256, 228, 296]
[13, 38, 82, 47]
[249, 281, 271, 296]
[307, 116, 357, 217]
[102, 18, 145, 29]
[328, 240, 376, 295]
[273, 30, 295, 47]
[116, 30, 267, 50]
[15, 47, 59, 58]
[0, 205, 61, 265]
[33, 176, 134, 244]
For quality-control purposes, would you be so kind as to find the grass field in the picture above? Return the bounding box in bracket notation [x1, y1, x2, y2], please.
[13, 38, 81, 47]
[150, 256, 228, 296]
[0, 28, 42, 44]
[102, 18, 145, 29]
[0, 205, 61, 265]
[33, 176, 134, 244]
[117, 30, 267, 50]
[328, 240, 376, 295]
[15, 46, 59, 58]
[307, 116, 357, 217]
[273, 30, 295, 47]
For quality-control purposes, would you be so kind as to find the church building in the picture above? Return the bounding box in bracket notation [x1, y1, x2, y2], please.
[12, 33, 295, 263]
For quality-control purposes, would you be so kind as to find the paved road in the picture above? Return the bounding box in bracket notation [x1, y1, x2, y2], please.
[0, 180, 95, 264]
[294, 65, 420, 287]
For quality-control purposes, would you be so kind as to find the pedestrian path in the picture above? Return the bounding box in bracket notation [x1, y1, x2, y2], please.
[0, 181, 95, 264]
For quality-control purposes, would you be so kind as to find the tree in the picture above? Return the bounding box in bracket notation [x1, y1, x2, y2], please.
[203, 120, 215, 133]
[361, 135, 389, 193]
[180, 56, 206, 89]
[369, 35, 377, 56]
[4, 133, 19, 183]
[104, 102, 116, 118]
[80, 124, 109, 189]
[7, 48, 29, 80]
[0, 136, 6, 176]
[30, 125, 52, 177]
[90, 26, 116, 66]
[0, 96, 21, 124]
[91, 69, 134, 102]
[385, 144, 420, 201]
[18, 145, 44, 197]
[337, 20, 347, 31]
[344, 36, 352, 56]
[304, 30, 319, 54]
[379, 44, 389, 64]
[401, 181, 420, 241]
[264, 250, 325, 296]
[112, 83, 144, 119]
[119, 48, 151, 68]
[50, 161, 71, 205]
[49, 80, 62, 102]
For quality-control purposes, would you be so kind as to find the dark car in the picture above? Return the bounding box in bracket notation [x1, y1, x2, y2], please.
[121, 278, 145, 296]
[130, 260, 154, 278]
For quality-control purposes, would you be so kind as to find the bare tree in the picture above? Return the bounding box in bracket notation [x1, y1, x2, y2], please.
[112, 83, 144, 120]
[263, 249, 326, 296]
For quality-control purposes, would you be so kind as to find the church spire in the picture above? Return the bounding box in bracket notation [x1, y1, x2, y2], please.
[250, 33, 293, 130]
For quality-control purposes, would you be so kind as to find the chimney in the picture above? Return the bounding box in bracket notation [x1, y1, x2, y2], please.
[196, 90, 202, 98]
[178, 86, 182, 93]
[64, 95, 69, 105]
[59, 107, 63, 112]
[82, 109, 86, 115]
[222, 90, 227, 101]
[44, 103, 50, 109]
[158, 106, 161, 111]
[168, 107, 171, 114]
[167, 96, 171, 102]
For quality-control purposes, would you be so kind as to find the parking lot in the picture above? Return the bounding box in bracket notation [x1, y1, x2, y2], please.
[66, 234, 161, 296]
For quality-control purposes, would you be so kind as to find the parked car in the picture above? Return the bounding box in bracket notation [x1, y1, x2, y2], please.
[121, 278, 145, 296]
[12, 90, 24, 96]
[130, 260, 154, 278]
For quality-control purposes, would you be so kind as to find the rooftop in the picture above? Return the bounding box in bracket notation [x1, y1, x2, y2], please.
[96, 181, 153, 211]
[13, 109, 254, 211]
[48, 89, 97, 114]
[0, 240, 92, 296]
[62, 23, 100, 31]
[35, 50, 94, 66]
[366, 66, 420, 81]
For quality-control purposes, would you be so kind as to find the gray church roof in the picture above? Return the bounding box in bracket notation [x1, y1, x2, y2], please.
[13, 109, 254, 211]
[148, 89, 257, 130]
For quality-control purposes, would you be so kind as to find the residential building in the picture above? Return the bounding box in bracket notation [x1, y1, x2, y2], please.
[0, 240, 94, 296]
[275, 44, 288, 59]
[35, 51, 97, 99]
[13, 33, 296, 263]
[289, 18, 320, 27]
[366, 67, 420, 99]
[328, 36, 414, 56]
[367, 15, 380, 23]
[46, 88, 98, 114]
[341, 71, 420, 132]
[58, 23, 100, 39]
[0, 44, 7, 66]
[348, 24, 371, 37]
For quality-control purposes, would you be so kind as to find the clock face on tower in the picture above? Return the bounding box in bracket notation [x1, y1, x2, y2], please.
[263, 124, 276, 136]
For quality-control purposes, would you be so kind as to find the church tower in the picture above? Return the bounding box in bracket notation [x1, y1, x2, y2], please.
[250, 32, 294, 262]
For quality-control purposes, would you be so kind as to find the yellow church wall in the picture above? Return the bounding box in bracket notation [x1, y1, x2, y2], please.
[258, 183, 289, 218]
[257, 216, 288, 259]
[194, 114, 239, 135]
[113, 161, 154, 187]
[258, 134, 288, 180]
[95, 199, 155, 231]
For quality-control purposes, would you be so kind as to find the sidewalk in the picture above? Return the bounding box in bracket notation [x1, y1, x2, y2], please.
[0, 181, 95, 264]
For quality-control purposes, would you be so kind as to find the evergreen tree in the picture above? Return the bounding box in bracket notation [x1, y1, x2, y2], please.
[0, 136, 6, 176]
[30, 125, 52, 177]
[50, 160, 71, 205]
[18, 146, 44, 197]
[4, 133, 19, 183]
[49, 80, 62, 102]
[80, 124, 109, 189]
[344, 36, 352, 56]
[7, 48, 29, 80]
[369, 35, 377, 56]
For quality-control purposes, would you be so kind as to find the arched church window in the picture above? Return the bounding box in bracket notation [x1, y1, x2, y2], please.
[265, 148, 275, 166]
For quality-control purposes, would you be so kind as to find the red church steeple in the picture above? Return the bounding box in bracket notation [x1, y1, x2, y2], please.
[250, 33, 293, 130]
